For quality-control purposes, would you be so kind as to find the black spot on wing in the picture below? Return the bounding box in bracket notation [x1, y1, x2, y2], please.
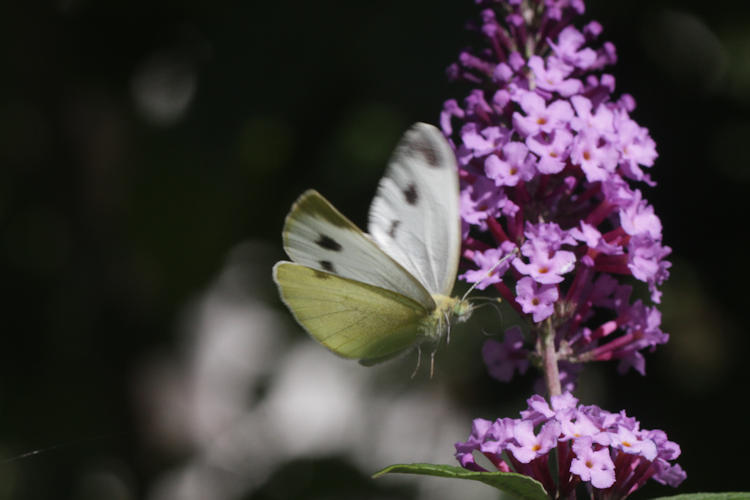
[411, 140, 440, 167]
[319, 260, 335, 273]
[403, 183, 418, 205]
[388, 220, 401, 238]
[316, 234, 342, 251]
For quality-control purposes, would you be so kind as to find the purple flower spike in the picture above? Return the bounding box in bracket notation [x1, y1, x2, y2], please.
[443, 0, 672, 383]
[456, 394, 685, 499]
[442, 6, 684, 499]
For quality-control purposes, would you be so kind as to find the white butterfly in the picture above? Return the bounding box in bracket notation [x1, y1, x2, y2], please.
[273, 122, 472, 372]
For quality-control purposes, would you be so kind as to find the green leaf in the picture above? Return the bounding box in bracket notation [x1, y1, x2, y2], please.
[650, 494, 750, 500]
[372, 463, 549, 500]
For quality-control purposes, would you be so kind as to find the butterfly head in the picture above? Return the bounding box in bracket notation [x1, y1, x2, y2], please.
[451, 297, 474, 323]
[428, 294, 474, 337]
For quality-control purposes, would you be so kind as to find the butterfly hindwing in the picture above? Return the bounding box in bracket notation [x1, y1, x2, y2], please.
[283, 189, 435, 310]
[368, 123, 461, 296]
[273, 261, 429, 361]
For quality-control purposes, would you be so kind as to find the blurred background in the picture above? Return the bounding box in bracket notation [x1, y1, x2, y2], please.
[1, 0, 749, 498]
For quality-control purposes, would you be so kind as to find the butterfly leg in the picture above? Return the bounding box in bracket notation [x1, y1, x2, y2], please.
[444, 311, 451, 344]
[411, 346, 423, 379]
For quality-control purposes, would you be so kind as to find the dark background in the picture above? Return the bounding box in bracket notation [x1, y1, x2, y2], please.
[1, 0, 748, 498]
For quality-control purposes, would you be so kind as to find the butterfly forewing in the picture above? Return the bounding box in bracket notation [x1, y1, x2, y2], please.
[368, 123, 461, 297]
[273, 262, 429, 360]
[283, 190, 435, 310]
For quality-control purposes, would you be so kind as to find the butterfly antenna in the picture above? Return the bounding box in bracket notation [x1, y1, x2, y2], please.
[480, 327, 497, 337]
[460, 248, 519, 303]
[471, 296, 505, 325]
[411, 346, 423, 379]
[490, 298, 504, 324]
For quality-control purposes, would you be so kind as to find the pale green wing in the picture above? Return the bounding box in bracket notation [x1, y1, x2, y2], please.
[273, 261, 429, 361]
[283, 190, 435, 310]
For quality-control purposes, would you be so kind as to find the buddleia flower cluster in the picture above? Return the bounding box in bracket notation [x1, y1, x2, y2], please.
[372, 0, 692, 497]
[455, 393, 686, 498]
[441, 0, 672, 387]
[437, 0, 687, 495]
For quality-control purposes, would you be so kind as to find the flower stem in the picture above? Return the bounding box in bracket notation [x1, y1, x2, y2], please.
[541, 318, 561, 397]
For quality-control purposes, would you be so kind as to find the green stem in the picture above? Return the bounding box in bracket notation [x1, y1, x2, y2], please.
[541, 318, 561, 397]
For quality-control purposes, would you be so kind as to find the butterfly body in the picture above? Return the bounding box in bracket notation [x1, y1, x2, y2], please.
[273, 123, 470, 367]
[424, 294, 472, 339]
